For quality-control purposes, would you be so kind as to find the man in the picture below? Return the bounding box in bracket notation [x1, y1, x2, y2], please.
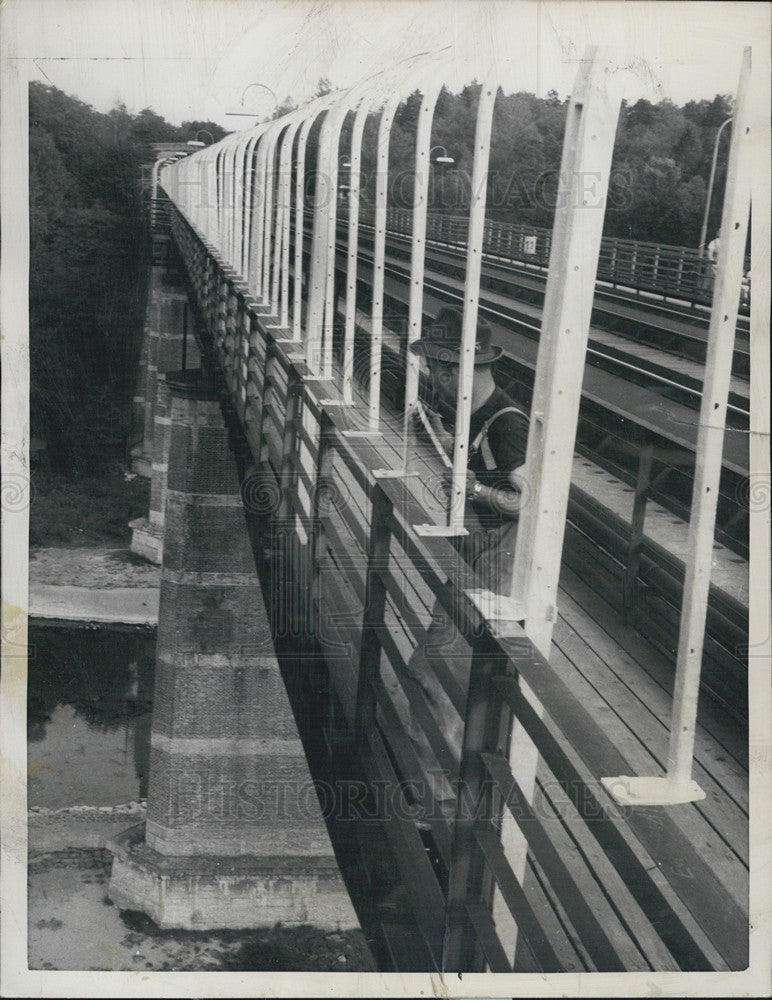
[410, 306, 529, 590]
[403, 307, 530, 783]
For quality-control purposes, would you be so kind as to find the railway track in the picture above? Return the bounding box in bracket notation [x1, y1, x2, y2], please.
[292, 222, 750, 558]
[353, 224, 751, 420]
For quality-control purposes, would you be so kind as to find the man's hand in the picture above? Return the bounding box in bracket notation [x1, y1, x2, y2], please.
[425, 408, 454, 457]
[441, 466, 524, 518]
[441, 467, 478, 499]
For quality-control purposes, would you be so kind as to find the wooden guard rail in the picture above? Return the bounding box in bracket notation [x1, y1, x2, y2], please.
[168, 202, 747, 974]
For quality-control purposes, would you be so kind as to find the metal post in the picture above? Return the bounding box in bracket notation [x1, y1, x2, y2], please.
[448, 82, 497, 530]
[292, 115, 315, 340]
[367, 95, 400, 431]
[507, 50, 621, 652]
[698, 117, 733, 257]
[603, 47, 752, 806]
[342, 95, 373, 403]
[225, 138, 241, 265]
[321, 104, 352, 380]
[279, 123, 300, 329]
[306, 109, 336, 375]
[247, 133, 270, 299]
[402, 87, 440, 465]
[271, 122, 290, 316]
[260, 126, 282, 302]
[277, 121, 301, 326]
[240, 133, 261, 280]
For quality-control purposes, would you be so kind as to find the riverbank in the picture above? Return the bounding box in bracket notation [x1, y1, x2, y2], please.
[29, 546, 160, 626]
[29, 846, 375, 973]
[24, 544, 380, 972]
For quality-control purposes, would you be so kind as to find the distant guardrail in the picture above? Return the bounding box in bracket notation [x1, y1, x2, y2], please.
[356, 206, 751, 311]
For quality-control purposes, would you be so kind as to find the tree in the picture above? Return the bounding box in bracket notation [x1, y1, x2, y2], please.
[29, 82, 187, 471]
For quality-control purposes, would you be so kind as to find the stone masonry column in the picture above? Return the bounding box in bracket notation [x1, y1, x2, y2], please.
[110, 368, 359, 932]
[130, 267, 201, 562]
[130, 268, 200, 477]
[129, 378, 171, 563]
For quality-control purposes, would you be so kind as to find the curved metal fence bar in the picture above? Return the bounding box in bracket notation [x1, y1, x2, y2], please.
[306, 101, 340, 375]
[231, 131, 252, 274]
[321, 102, 353, 380]
[403, 85, 440, 431]
[342, 92, 375, 404]
[448, 80, 498, 532]
[366, 93, 401, 429]
[239, 132, 262, 281]
[259, 124, 283, 302]
[271, 120, 294, 318]
[278, 121, 301, 328]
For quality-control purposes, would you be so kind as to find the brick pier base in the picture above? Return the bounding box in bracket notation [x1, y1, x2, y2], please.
[110, 368, 359, 931]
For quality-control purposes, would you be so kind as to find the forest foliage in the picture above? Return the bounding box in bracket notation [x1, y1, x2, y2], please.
[29, 82, 225, 472]
[29, 80, 733, 473]
[352, 85, 733, 245]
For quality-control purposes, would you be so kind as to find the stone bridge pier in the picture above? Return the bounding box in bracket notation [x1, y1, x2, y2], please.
[109, 365, 359, 932]
[129, 262, 200, 563]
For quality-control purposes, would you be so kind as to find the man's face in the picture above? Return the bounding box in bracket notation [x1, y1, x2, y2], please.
[427, 356, 460, 404]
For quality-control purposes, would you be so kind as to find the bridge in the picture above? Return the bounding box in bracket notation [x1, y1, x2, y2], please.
[110, 49, 752, 972]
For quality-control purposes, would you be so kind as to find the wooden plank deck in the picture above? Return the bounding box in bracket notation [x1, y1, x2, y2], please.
[288, 343, 749, 970]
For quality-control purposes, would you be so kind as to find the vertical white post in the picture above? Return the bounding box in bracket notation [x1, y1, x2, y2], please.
[240, 133, 261, 279]
[280, 122, 301, 329]
[292, 95, 334, 350]
[448, 83, 497, 530]
[216, 147, 228, 255]
[205, 150, 219, 247]
[402, 87, 440, 462]
[248, 134, 270, 300]
[306, 109, 335, 374]
[293, 113, 316, 340]
[342, 96, 373, 403]
[219, 135, 238, 260]
[603, 47, 753, 807]
[322, 104, 351, 380]
[271, 121, 295, 316]
[509, 50, 621, 654]
[226, 139, 241, 266]
[232, 134, 252, 278]
[367, 95, 400, 431]
[260, 126, 282, 301]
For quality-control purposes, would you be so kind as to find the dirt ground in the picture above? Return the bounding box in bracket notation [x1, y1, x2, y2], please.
[28, 850, 377, 973]
[29, 546, 161, 589]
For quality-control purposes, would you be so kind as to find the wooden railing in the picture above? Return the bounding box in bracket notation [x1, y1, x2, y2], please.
[169, 203, 747, 973]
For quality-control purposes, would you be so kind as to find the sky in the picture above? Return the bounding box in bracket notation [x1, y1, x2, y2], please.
[3, 0, 769, 128]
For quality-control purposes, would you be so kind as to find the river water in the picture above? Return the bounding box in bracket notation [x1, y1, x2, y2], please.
[27, 625, 155, 809]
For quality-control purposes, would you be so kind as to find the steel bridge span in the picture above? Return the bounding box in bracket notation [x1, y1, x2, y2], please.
[120, 48, 753, 973]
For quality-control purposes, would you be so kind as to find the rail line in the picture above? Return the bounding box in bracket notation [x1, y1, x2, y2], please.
[289, 222, 750, 558]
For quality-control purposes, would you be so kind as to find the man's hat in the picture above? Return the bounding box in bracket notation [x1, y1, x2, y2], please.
[409, 307, 502, 365]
